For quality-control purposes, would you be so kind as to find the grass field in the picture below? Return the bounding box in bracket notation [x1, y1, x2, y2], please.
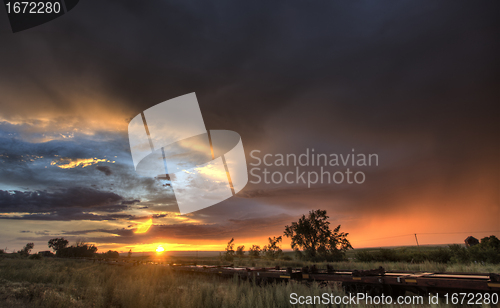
[1, 251, 499, 308]
[0, 257, 339, 308]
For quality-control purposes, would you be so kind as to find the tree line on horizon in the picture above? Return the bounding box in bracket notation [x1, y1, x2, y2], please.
[223, 209, 353, 262]
[0, 238, 120, 259]
[355, 235, 500, 264]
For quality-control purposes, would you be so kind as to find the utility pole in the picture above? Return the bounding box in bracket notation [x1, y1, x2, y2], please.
[414, 233, 421, 253]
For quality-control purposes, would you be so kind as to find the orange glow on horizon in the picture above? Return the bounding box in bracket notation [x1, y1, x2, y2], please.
[102, 226, 499, 254]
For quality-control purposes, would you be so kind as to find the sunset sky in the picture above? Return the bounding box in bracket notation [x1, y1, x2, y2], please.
[0, 1, 498, 253]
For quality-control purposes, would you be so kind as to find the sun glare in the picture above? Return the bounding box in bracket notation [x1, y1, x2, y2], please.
[156, 245, 164, 253]
[134, 219, 153, 233]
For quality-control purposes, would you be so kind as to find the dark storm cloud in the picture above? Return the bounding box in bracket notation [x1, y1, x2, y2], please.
[96, 166, 112, 176]
[0, 187, 123, 212]
[1, 1, 496, 139]
[0, 1, 496, 195]
[121, 199, 140, 205]
[0, 134, 171, 221]
[0, 133, 125, 188]
[0, 130, 125, 159]
[130, 213, 169, 220]
[3, 212, 133, 221]
[0, 0, 498, 246]
[0, 129, 176, 204]
[18, 230, 50, 235]
[0, 185, 146, 220]
[61, 228, 134, 237]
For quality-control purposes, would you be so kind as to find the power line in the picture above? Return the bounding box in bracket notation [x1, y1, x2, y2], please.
[416, 231, 499, 236]
[356, 234, 415, 242]
[355, 230, 499, 243]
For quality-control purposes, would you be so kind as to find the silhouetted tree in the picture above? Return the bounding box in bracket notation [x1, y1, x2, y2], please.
[467, 235, 500, 264]
[236, 245, 245, 258]
[19, 243, 34, 256]
[262, 236, 283, 260]
[55, 240, 97, 258]
[102, 250, 119, 258]
[248, 245, 261, 258]
[224, 238, 235, 261]
[48, 238, 69, 252]
[284, 209, 352, 261]
[479, 235, 500, 250]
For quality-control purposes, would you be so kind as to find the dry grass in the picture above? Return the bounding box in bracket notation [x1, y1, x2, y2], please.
[0, 257, 498, 307]
[0, 258, 339, 308]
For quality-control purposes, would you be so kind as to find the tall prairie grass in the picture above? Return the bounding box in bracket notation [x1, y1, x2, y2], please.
[0, 258, 340, 308]
[0, 258, 498, 307]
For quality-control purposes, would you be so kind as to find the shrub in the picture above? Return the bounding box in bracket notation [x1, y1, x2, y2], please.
[100, 250, 119, 258]
[56, 243, 97, 258]
[354, 250, 374, 262]
[467, 236, 500, 264]
[448, 236, 500, 264]
[355, 247, 452, 264]
[28, 254, 42, 260]
[449, 244, 470, 263]
[428, 248, 452, 264]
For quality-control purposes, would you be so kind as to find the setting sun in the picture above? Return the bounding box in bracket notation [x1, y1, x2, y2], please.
[156, 245, 164, 253]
